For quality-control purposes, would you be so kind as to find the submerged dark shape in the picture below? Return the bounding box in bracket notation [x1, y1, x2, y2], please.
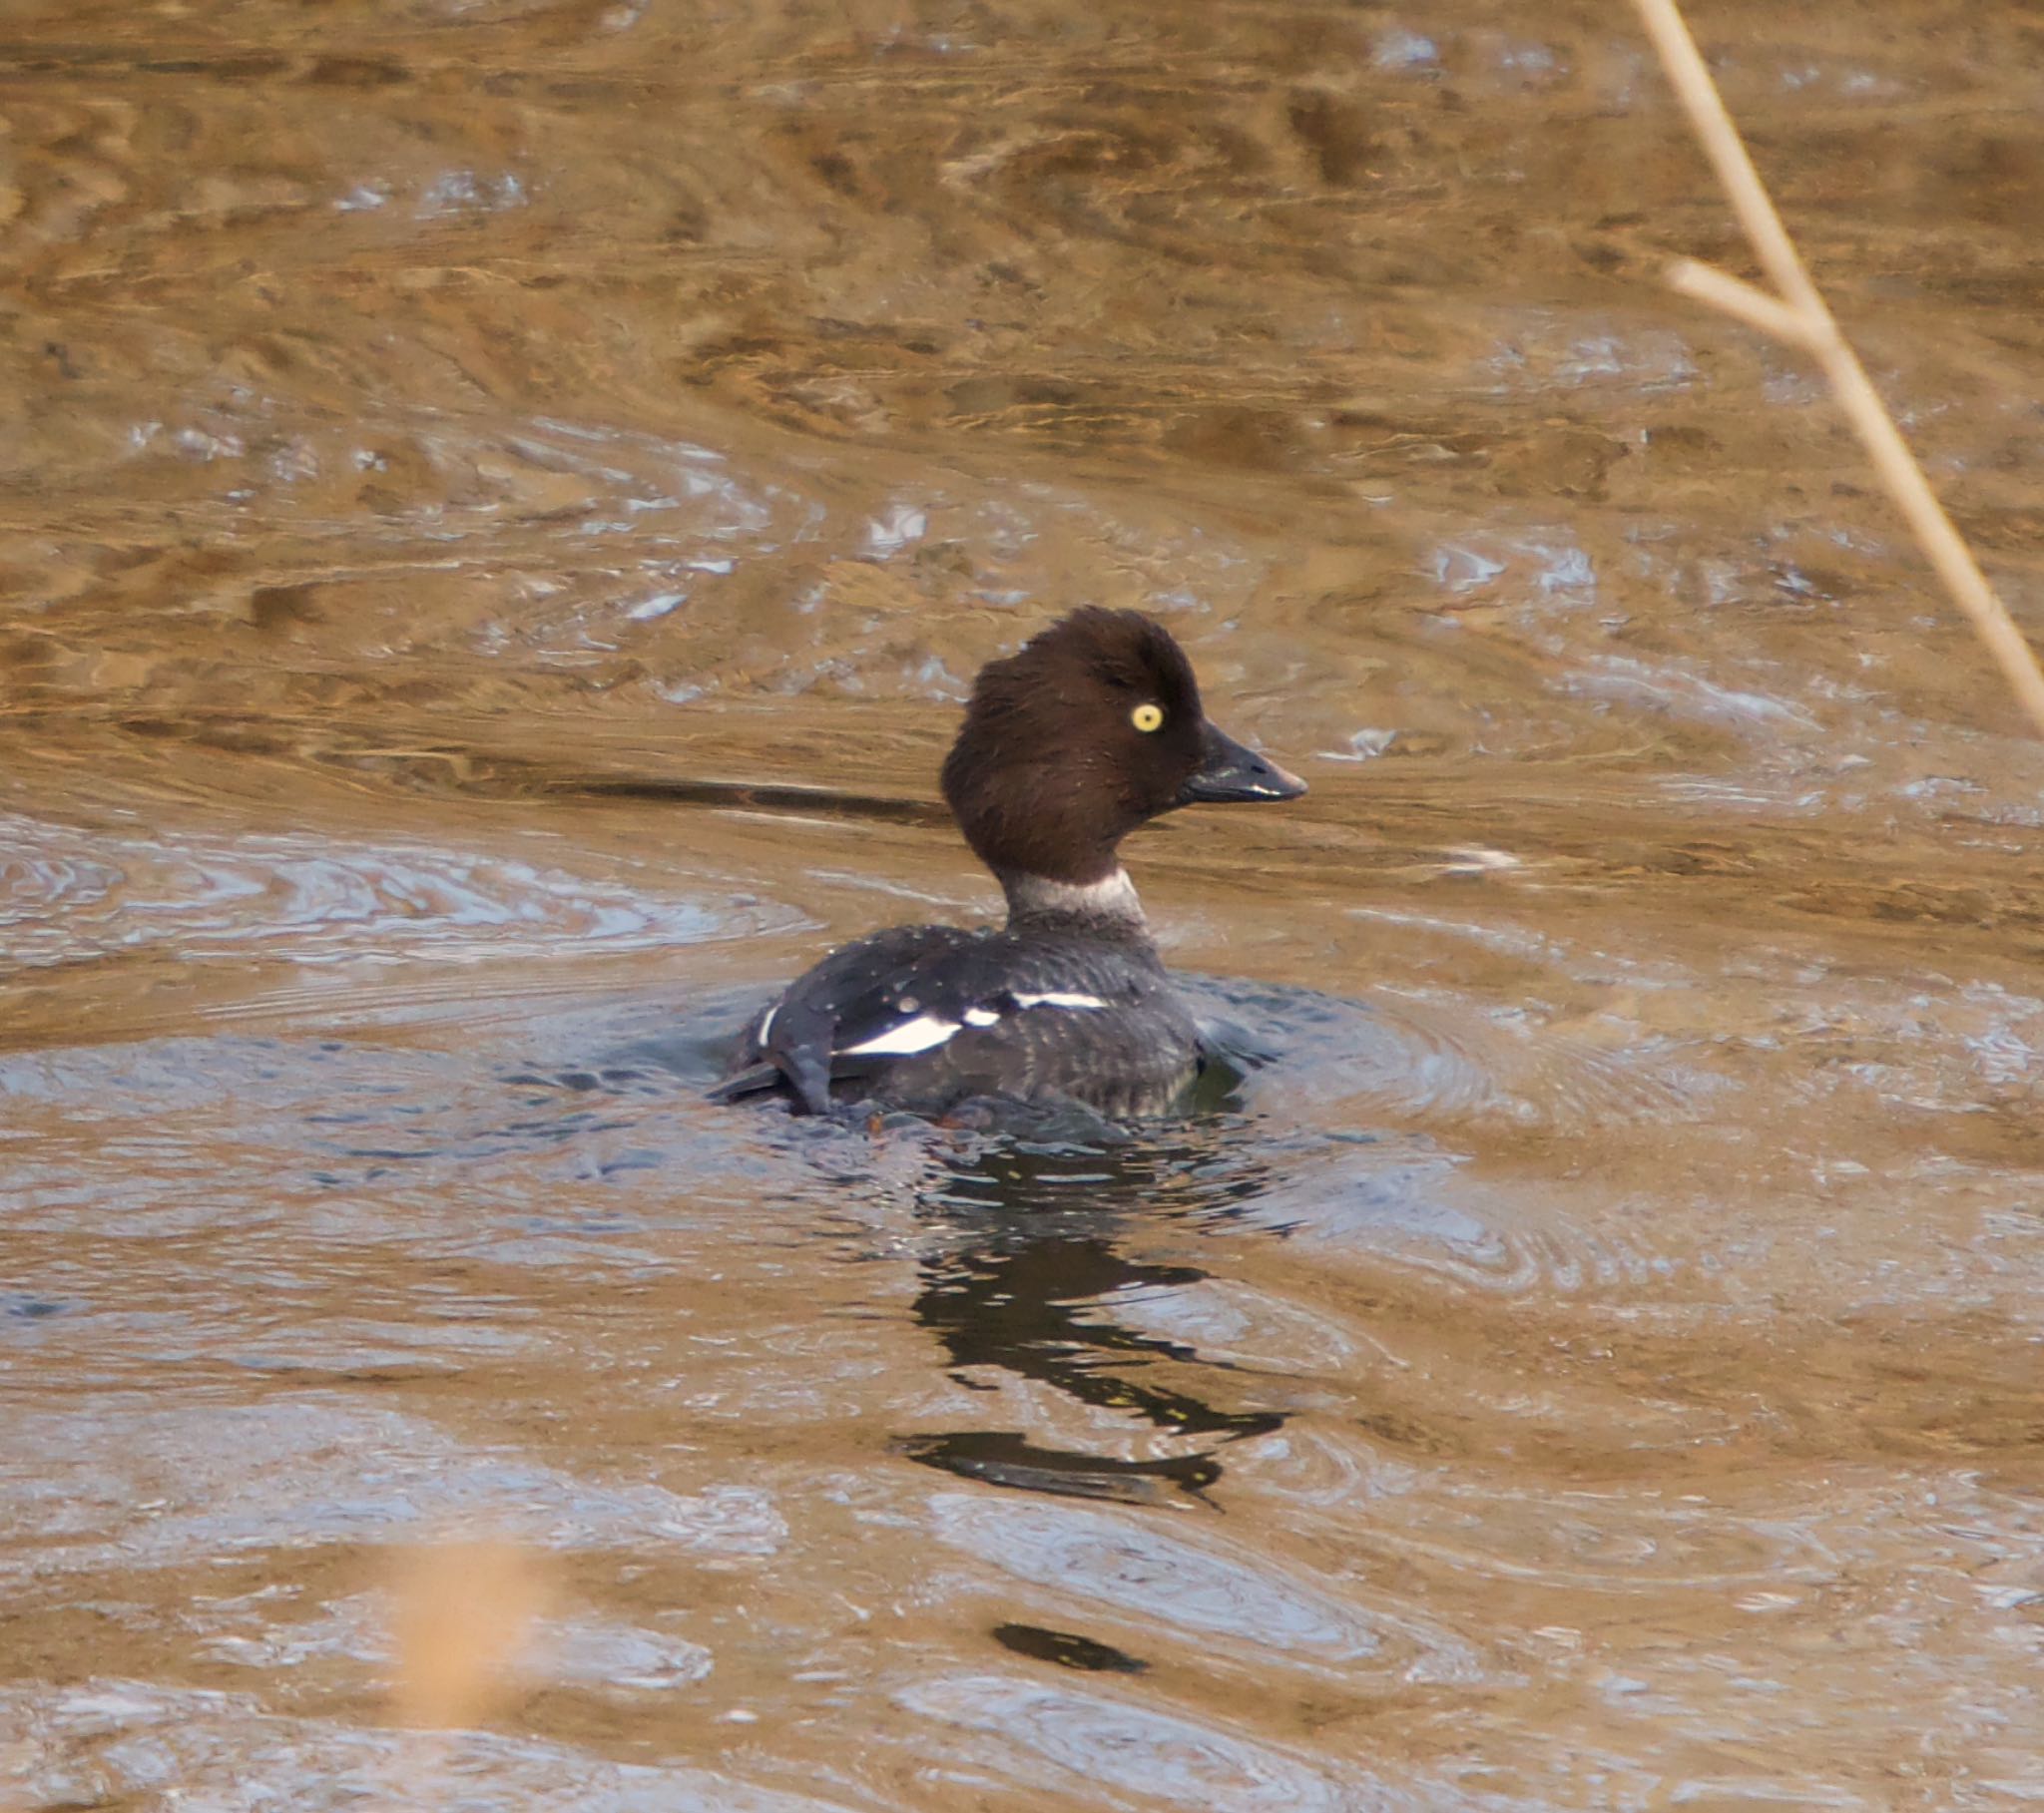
[710, 608, 1306, 1119]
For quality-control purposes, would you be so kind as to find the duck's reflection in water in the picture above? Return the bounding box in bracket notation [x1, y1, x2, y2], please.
[897, 1115, 1286, 1504]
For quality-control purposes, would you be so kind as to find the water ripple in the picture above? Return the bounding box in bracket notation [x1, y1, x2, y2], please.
[0, 1683, 867, 1813]
[895, 1673, 1359, 1813]
[0, 1402, 786, 1577]
[932, 1492, 1388, 1667]
[0, 813, 794, 971]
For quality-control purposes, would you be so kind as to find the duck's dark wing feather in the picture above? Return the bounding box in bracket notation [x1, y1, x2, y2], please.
[712, 925, 984, 1115]
[710, 923, 1182, 1117]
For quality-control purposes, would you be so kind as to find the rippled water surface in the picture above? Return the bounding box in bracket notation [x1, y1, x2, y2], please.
[6, 1, 2044, 1806]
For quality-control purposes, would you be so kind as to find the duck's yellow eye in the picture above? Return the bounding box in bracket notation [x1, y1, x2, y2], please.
[1131, 702, 1165, 733]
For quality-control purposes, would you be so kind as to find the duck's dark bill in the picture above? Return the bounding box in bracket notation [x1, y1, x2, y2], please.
[1177, 722, 1308, 805]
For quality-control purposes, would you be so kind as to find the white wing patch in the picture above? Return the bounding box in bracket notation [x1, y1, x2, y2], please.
[758, 1005, 777, 1045]
[834, 991, 1109, 1059]
[838, 1013, 962, 1058]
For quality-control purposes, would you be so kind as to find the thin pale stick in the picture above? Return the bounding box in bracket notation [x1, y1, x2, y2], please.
[1631, 0, 1823, 318]
[1669, 259, 1822, 352]
[1631, 0, 2044, 738]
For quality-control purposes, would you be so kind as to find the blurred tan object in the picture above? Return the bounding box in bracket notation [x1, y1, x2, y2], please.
[1631, 0, 2044, 738]
[0, 1737, 31, 1811]
[386, 1535, 552, 1731]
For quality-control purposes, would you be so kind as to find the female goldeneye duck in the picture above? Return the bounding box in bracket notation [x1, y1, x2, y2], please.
[711, 607, 1306, 1120]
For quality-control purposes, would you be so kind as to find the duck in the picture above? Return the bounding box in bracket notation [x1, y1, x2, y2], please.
[711, 608, 1306, 1119]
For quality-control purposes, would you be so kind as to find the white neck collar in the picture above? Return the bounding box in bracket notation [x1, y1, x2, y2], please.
[1000, 866, 1147, 930]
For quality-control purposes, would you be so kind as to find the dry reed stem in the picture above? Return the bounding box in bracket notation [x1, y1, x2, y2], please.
[1630, 0, 2044, 738]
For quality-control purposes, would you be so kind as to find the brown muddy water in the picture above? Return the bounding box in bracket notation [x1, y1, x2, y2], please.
[4, 1, 2044, 1807]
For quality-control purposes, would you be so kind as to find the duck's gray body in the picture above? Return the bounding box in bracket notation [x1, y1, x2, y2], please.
[710, 610, 1305, 1122]
[711, 901, 1204, 1119]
